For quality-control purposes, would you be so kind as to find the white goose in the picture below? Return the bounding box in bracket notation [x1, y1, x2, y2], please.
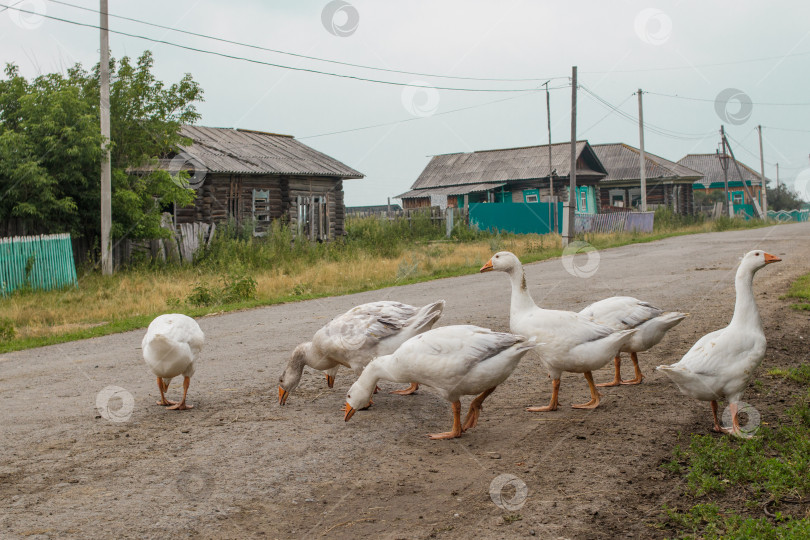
[480, 251, 636, 411]
[343, 325, 537, 439]
[142, 314, 205, 410]
[579, 297, 687, 386]
[657, 250, 781, 436]
[278, 300, 445, 404]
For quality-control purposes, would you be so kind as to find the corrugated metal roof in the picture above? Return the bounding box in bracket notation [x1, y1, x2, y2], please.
[397, 182, 506, 199]
[592, 143, 703, 183]
[409, 141, 606, 190]
[176, 125, 363, 178]
[677, 154, 765, 187]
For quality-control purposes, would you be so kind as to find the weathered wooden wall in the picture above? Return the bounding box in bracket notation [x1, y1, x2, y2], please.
[598, 182, 694, 215]
[175, 173, 347, 238]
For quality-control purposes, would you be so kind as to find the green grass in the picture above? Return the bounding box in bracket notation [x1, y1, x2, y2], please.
[784, 273, 810, 311]
[661, 366, 810, 538]
[663, 503, 810, 539]
[768, 365, 810, 386]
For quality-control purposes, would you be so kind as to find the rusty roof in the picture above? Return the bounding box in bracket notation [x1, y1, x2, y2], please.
[592, 143, 703, 183]
[677, 153, 765, 187]
[175, 125, 363, 178]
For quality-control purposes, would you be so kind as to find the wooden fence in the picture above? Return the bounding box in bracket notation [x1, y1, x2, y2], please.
[575, 211, 654, 234]
[0, 233, 78, 295]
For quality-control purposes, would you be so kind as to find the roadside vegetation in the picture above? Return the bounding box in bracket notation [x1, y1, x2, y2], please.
[659, 359, 810, 537]
[0, 207, 774, 353]
[784, 272, 810, 310]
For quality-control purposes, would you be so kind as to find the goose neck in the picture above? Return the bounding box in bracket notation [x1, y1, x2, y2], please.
[729, 264, 761, 329]
[508, 266, 537, 315]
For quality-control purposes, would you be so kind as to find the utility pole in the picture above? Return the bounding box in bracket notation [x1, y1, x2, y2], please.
[776, 163, 780, 190]
[757, 125, 768, 213]
[562, 66, 577, 247]
[720, 126, 731, 217]
[545, 81, 555, 231]
[637, 89, 647, 212]
[722, 130, 764, 219]
[100, 0, 112, 275]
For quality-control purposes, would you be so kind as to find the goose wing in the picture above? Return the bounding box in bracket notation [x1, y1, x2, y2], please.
[397, 325, 528, 367]
[316, 301, 419, 355]
[580, 296, 663, 329]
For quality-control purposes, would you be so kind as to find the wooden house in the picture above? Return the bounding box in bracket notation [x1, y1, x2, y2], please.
[397, 141, 607, 214]
[677, 153, 766, 216]
[591, 143, 702, 214]
[164, 126, 363, 240]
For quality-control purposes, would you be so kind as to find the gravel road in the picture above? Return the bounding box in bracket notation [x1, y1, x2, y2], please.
[1, 223, 808, 539]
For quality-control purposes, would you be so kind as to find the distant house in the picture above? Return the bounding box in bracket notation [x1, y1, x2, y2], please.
[591, 143, 703, 215]
[161, 126, 363, 240]
[346, 203, 402, 216]
[397, 141, 607, 214]
[677, 153, 766, 217]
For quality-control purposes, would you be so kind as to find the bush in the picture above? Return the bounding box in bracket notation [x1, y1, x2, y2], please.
[185, 272, 257, 307]
[654, 206, 705, 232]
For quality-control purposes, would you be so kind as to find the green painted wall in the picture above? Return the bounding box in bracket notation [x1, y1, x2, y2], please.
[469, 202, 563, 235]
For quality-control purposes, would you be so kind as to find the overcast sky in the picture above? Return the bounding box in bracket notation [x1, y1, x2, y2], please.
[2, 0, 809, 205]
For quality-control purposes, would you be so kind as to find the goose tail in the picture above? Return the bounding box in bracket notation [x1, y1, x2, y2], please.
[411, 300, 446, 333]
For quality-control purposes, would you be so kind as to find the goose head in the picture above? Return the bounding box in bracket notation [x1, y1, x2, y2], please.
[480, 251, 522, 274]
[278, 342, 312, 405]
[343, 365, 380, 421]
[740, 250, 781, 274]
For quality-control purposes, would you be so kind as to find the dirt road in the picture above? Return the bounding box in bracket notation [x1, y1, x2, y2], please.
[2, 223, 809, 539]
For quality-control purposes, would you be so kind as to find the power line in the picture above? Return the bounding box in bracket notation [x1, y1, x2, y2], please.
[42, 0, 810, 83]
[579, 85, 715, 141]
[45, 0, 563, 84]
[581, 49, 810, 75]
[580, 93, 633, 135]
[300, 84, 570, 139]
[645, 90, 810, 107]
[762, 125, 810, 134]
[726, 132, 778, 166]
[2, 2, 541, 93]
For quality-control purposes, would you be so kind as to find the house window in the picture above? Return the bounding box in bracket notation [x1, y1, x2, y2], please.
[731, 191, 744, 204]
[252, 189, 271, 227]
[579, 188, 588, 212]
[523, 189, 539, 203]
[609, 189, 625, 207]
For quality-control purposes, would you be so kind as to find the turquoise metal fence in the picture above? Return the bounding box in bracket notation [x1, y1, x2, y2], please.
[767, 209, 810, 222]
[0, 233, 78, 295]
[469, 202, 563, 235]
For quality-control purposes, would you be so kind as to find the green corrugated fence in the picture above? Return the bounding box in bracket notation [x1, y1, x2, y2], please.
[0, 233, 78, 295]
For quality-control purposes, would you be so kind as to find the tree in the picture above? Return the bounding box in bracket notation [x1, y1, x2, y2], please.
[0, 51, 202, 241]
[766, 183, 804, 211]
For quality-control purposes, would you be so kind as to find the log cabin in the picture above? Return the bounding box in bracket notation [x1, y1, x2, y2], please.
[158, 126, 363, 240]
[591, 143, 702, 215]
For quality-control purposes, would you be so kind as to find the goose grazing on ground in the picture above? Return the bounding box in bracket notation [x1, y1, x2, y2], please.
[579, 297, 687, 386]
[480, 251, 636, 411]
[344, 325, 537, 439]
[278, 300, 445, 405]
[142, 314, 204, 410]
[657, 250, 781, 436]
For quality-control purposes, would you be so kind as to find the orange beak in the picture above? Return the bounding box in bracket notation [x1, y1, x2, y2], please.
[764, 253, 782, 264]
[325, 373, 335, 388]
[278, 386, 289, 405]
[480, 259, 494, 273]
[344, 403, 356, 422]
